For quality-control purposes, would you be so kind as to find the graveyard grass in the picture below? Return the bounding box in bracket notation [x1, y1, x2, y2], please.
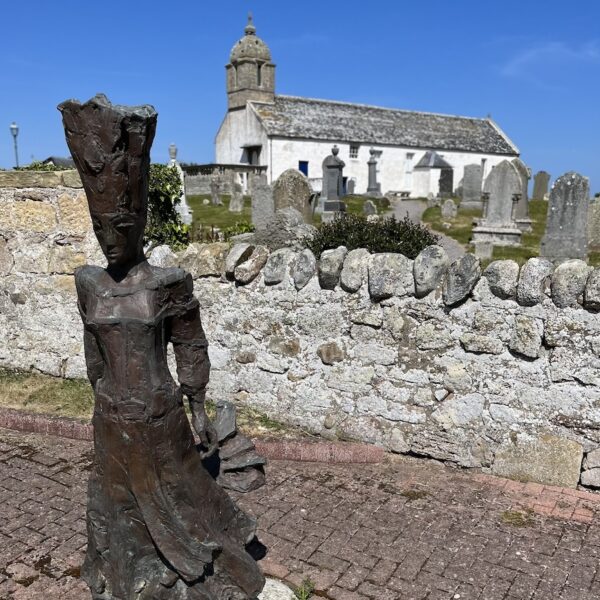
[0, 368, 307, 439]
[422, 199, 600, 266]
[187, 194, 252, 228]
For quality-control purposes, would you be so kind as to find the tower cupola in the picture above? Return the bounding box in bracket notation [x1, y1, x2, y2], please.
[226, 14, 275, 110]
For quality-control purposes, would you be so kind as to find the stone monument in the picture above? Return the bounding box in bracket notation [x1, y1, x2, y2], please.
[511, 158, 532, 232]
[167, 143, 193, 225]
[251, 173, 275, 231]
[532, 171, 551, 201]
[210, 177, 222, 206]
[229, 180, 244, 212]
[366, 148, 382, 197]
[319, 145, 346, 222]
[471, 160, 522, 248]
[541, 171, 590, 261]
[272, 168, 313, 223]
[59, 94, 265, 599]
[460, 163, 483, 209]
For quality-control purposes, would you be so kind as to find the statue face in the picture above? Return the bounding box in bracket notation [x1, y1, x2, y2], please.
[91, 211, 146, 267]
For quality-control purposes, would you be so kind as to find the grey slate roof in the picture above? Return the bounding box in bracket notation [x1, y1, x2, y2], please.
[415, 151, 453, 169]
[250, 95, 518, 155]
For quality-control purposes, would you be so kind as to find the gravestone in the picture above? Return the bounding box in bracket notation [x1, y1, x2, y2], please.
[167, 143, 192, 225]
[319, 145, 347, 222]
[471, 160, 522, 246]
[251, 174, 274, 231]
[441, 198, 457, 219]
[210, 177, 222, 205]
[461, 164, 483, 208]
[272, 168, 313, 223]
[347, 179, 355, 195]
[363, 199, 377, 216]
[541, 171, 589, 261]
[229, 181, 244, 213]
[366, 148, 382, 197]
[438, 168, 454, 198]
[512, 158, 532, 231]
[532, 171, 551, 201]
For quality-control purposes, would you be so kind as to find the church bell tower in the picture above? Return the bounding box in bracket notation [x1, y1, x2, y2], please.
[226, 14, 275, 111]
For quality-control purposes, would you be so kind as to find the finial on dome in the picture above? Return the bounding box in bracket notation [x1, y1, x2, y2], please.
[245, 12, 256, 36]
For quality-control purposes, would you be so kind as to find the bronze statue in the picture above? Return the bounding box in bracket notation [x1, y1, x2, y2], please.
[59, 94, 265, 599]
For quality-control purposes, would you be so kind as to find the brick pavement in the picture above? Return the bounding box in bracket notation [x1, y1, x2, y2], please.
[1, 428, 600, 599]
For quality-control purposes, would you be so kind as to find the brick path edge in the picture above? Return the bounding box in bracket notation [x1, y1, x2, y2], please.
[0, 407, 385, 464]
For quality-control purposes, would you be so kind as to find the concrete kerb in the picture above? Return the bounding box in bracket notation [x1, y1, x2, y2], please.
[0, 407, 385, 464]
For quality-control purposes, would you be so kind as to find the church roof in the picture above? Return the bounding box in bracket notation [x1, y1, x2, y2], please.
[250, 95, 519, 155]
[230, 14, 272, 63]
[414, 151, 453, 169]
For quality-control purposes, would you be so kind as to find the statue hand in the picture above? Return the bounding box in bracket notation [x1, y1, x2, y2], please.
[191, 403, 219, 459]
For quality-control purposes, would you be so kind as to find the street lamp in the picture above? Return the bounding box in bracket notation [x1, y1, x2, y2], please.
[9, 122, 19, 168]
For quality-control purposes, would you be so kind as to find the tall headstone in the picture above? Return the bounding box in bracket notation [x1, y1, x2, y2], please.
[363, 199, 377, 216]
[272, 168, 313, 223]
[438, 168, 454, 199]
[319, 145, 346, 222]
[511, 158, 532, 231]
[229, 181, 244, 213]
[210, 177, 222, 205]
[461, 163, 483, 208]
[471, 160, 522, 247]
[251, 174, 274, 230]
[366, 148, 382, 197]
[347, 179, 356, 195]
[541, 172, 589, 261]
[167, 143, 193, 225]
[532, 171, 551, 201]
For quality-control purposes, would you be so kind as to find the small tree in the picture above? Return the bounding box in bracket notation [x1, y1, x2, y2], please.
[145, 164, 189, 250]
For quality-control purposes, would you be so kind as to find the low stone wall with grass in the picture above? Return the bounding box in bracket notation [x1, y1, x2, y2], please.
[3, 174, 600, 489]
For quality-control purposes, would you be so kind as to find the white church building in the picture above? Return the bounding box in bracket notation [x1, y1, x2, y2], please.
[215, 16, 520, 198]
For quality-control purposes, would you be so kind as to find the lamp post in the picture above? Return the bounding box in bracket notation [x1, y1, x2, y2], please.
[9, 122, 19, 168]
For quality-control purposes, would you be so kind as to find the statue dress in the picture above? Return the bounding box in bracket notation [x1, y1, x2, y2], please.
[77, 263, 263, 599]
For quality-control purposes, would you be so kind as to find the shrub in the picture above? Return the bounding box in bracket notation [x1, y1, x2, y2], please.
[16, 160, 70, 172]
[305, 213, 439, 259]
[145, 164, 189, 250]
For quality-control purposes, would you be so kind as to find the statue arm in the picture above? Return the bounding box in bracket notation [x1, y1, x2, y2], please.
[168, 272, 217, 457]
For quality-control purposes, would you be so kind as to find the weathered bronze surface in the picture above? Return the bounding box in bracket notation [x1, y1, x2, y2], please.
[58, 94, 265, 599]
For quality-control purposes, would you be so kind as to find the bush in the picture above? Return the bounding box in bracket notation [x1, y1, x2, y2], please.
[145, 164, 189, 250]
[16, 160, 70, 172]
[305, 213, 439, 259]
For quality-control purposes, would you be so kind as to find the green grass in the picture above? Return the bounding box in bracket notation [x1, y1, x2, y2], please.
[0, 367, 306, 439]
[342, 195, 391, 216]
[187, 194, 252, 229]
[422, 203, 482, 246]
[293, 578, 316, 600]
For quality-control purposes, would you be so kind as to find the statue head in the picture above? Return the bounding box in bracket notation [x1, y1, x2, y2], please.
[58, 94, 157, 267]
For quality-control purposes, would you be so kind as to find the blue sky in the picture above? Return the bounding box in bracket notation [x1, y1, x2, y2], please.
[2, 0, 600, 191]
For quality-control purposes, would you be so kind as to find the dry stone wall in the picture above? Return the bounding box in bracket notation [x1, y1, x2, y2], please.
[2, 172, 600, 489]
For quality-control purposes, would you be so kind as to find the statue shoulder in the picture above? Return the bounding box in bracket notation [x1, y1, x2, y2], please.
[74, 265, 104, 297]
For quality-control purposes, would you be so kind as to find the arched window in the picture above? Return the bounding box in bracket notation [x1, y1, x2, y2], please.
[257, 63, 262, 87]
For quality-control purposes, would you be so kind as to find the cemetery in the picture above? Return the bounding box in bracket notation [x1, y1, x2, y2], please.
[2, 8, 600, 600]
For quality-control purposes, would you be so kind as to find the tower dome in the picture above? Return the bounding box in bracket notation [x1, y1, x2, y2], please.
[230, 14, 272, 63]
[226, 14, 276, 111]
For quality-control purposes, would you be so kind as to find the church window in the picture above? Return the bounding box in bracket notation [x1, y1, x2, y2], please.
[349, 144, 359, 159]
[298, 161, 308, 176]
[481, 158, 487, 177]
[257, 63, 262, 87]
[405, 153, 414, 173]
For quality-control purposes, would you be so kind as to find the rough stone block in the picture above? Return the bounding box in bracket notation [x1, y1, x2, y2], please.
[0, 170, 62, 188]
[60, 170, 83, 188]
[57, 193, 91, 235]
[148, 245, 178, 268]
[551, 259, 591, 308]
[443, 254, 481, 306]
[291, 249, 316, 290]
[0, 238, 14, 275]
[484, 260, 519, 299]
[516, 257, 553, 306]
[12, 200, 57, 232]
[225, 243, 254, 279]
[318, 246, 347, 290]
[368, 253, 414, 300]
[460, 333, 504, 354]
[413, 245, 449, 298]
[509, 315, 543, 359]
[48, 246, 86, 274]
[235, 245, 269, 284]
[340, 248, 370, 293]
[178, 242, 229, 278]
[584, 268, 600, 310]
[317, 342, 344, 365]
[492, 433, 583, 488]
[263, 248, 294, 285]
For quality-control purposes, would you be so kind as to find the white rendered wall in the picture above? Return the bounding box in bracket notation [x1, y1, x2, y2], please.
[215, 108, 268, 165]
[267, 138, 514, 197]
